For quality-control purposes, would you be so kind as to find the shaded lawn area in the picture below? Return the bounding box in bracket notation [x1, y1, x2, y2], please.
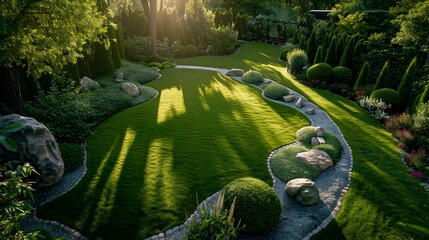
[38, 69, 309, 239]
[179, 42, 429, 239]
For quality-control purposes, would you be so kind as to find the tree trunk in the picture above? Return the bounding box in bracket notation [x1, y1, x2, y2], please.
[149, 0, 157, 56]
[0, 66, 25, 115]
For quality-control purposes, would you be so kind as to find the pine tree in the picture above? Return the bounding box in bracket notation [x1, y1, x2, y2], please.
[306, 29, 317, 64]
[314, 45, 323, 64]
[398, 57, 417, 109]
[353, 61, 370, 92]
[325, 36, 336, 66]
[372, 61, 389, 93]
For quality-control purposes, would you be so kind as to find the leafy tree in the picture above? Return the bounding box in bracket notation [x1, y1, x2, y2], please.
[392, 0, 429, 53]
[373, 61, 389, 93]
[353, 61, 370, 92]
[397, 57, 417, 109]
[0, 0, 105, 114]
[185, 0, 213, 45]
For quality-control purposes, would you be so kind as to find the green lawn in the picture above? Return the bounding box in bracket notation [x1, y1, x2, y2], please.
[38, 68, 309, 239]
[178, 42, 429, 239]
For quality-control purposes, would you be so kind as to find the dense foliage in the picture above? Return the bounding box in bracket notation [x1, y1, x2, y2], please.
[287, 49, 308, 74]
[263, 84, 290, 101]
[242, 70, 264, 84]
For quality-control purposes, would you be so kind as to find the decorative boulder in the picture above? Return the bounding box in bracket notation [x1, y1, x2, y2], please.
[226, 69, 245, 77]
[285, 178, 319, 205]
[283, 94, 295, 102]
[79, 76, 101, 91]
[121, 83, 140, 97]
[295, 97, 303, 108]
[306, 108, 315, 115]
[311, 137, 320, 146]
[296, 149, 333, 171]
[315, 126, 326, 137]
[0, 114, 64, 187]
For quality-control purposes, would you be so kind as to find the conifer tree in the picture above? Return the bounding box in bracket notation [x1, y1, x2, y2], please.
[353, 61, 370, 92]
[398, 57, 417, 109]
[306, 29, 317, 64]
[314, 45, 323, 64]
[372, 61, 389, 93]
[322, 34, 330, 58]
[292, 30, 299, 44]
[325, 36, 336, 66]
[419, 80, 429, 106]
[90, 41, 115, 78]
[335, 35, 345, 66]
[298, 35, 306, 50]
[108, 26, 121, 68]
[340, 40, 353, 68]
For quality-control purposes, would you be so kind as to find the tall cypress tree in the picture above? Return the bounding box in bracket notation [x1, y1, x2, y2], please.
[90, 41, 115, 78]
[398, 57, 417, 109]
[335, 35, 345, 66]
[292, 30, 299, 44]
[116, 25, 125, 59]
[340, 40, 353, 68]
[306, 29, 317, 64]
[108, 25, 121, 69]
[419, 80, 429, 106]
[353, 61, 370, 92]
[372, 61, 389, 93]
[314, 45, 323, 64]
[325, 36, 336, 66]
[321, 34, 330, 58]
[298, 35, 306, 50]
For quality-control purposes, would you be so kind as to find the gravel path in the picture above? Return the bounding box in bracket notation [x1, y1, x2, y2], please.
[25, 65, 353, 240]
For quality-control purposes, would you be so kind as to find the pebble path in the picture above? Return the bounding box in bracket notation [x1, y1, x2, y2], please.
[24, 65, 354, 240]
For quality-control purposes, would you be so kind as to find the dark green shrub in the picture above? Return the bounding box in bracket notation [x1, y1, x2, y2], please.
[411, 93, 423, 114]
[397, 57, 417, 109]
[120, 61, 160, 84]
[419, 80, 429, 106]
[280, 49, 290, 61]
[298, 35, 306, 51]
[370, 88, 401, 108]
[372, 61, 389, 93]
[339, 40, 353, 69]
[332, 66, 352, 85]
[353, 61, 370, 92]
[59, 143, 84, 173]
[185, 44, 199, 57]
[263, 85, 290, 101]
[287, 49, 308, 74]
[207, 25, 238, 55]
[174, 44, 188, 58]
[242, 70, 263, 84]
[90, 41, 115, 78]
[223, 177, 281, 235]
[306, 63, 333, 84]
[162, 61, 176, 69]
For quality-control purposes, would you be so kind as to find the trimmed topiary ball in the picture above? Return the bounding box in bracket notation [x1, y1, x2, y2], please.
[223, 177, 281, 235]
[264, 84, 290, 101]
[280, 49, 290, 61]
[370, 88, 401, 108]
[332, 66, 352, 85]
[242, 70, 264, 84]
[306, 63, 333, 85]
[185, 44, 199, 57]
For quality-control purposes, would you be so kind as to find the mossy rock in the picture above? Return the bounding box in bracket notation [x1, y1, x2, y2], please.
[242, 70, 264, 84]
[306, 63, 333, 84]
[264, 85, 290, 101]
[296, 126, 342, 162]
[223, 177, 281, 235]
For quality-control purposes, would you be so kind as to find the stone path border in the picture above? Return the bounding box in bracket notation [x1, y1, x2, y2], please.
[26, 65, 353, 240]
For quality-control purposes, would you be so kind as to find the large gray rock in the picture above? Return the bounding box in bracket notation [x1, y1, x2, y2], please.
[79, 76, 101, 91]
[315, 126, 326, 137]
[121, 82, 140, 97]
[283, 94, 295, 102]
[296, 149, 333, 171]
[295, 97, 303, 108]
[285, 178, 319, 205]
[116, 72, 124, 81]
[0, 114, 64, 187]
[226, 69, 245, 77]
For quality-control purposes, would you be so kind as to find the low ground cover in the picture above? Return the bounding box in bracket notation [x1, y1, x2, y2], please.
[38, 68, 309, 239]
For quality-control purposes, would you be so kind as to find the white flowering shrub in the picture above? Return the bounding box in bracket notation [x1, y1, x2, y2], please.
[358, 96, 391, 120]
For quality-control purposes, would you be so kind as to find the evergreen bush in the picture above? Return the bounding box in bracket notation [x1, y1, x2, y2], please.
[298, 35, 306, 50]
[397, 57, 417, 109]
[314, 45, 323, 64]
[306, 63, 333, 84]
[306, 29, 317, 64]
[324, 36, 336, 66]
[372, 61, 389, 93]
[339, 40, 353, 68]
[353, 61, 370, 92]
[370, 88, 401, 108]
[419, 80, 429, 106]
[263, 85, 290, 101]
[185, 44, 199, 57]
[90, 41, 115, 78]
[332, 66, 353, 85]
[242, 70, 263, 84]
[223, 177, 281, 235]
[287, 49, 308, 74]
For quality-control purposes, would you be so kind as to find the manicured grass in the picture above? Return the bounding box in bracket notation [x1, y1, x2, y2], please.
[38, 68, 309, 239]
[177, 42, 429, 239]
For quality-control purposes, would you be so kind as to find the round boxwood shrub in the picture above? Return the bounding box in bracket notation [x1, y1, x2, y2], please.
[287, 49, 308, 73]
[147, 62, 163, 69]
[280, 49, 290, 61]
[332, 66, 352, 85]
[174, 44, 187, 58]
[370, 88, 401, 108]
[263, 84, 290, 101]
[185, 44, 199, 57]
[306, 63, 333, 85]
[223, 177, 281, 235]
[242, 70, 263, 84]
